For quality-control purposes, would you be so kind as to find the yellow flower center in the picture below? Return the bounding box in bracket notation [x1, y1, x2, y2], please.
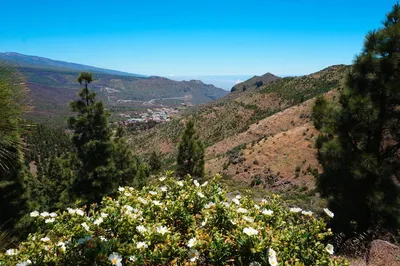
[112, 258, 117, 264]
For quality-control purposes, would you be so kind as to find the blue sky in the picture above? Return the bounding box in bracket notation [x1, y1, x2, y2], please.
[0, 0, 396, 78]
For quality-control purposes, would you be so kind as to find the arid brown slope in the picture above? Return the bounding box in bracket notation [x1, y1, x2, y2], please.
[206, 89, 341, 190]
[129, 65, 348, 190]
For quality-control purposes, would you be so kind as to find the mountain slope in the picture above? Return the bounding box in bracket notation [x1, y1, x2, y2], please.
[0, 52, 143, 77]
[129, 64, 350, 189]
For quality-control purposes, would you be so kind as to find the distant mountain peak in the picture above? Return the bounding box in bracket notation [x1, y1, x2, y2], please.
[230, 72, 280, 92]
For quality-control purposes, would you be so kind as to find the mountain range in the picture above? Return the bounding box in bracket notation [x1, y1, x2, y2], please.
[0, 52, 228, 125]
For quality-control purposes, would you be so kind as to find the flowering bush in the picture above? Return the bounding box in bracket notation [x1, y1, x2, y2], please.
[1, 172, 348, 265]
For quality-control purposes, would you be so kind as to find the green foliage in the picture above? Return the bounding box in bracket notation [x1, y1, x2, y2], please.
[0, 62, 29, 232]
[149, 151, 162, 173]
[176, 121, 205, 178]
[65, 73, 149, 207]
[312, 5, 400, 233]
[0, 173, 347, 265]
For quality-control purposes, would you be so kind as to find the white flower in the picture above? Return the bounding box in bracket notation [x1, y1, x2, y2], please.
[41, 237, 50, 242]
[262, 209, 274, 215]
[149, 191, 158, 195]
[81, 222, 90, 231]
[129, 255, 136, 261]
[94, 217, 103, 225]
[108, 252, 122, 266]
[177, 181, 184, 187]
[232, 198, 240, 205]
[159, 176, 166, 181]
[124, 192, 132, 197]
[302, 210, 313, 216]
[100, 212, 109, 218]
[187, 237, 198, 248]
[197, 192, 205, 198]
[249, 262, 262, 266]
[156, 226, 169, 235]
[217, 187, 222, 194]
[201, 181, 208, 187]
[57, 241, 66, 251]
[290, 207, 302, 213]
[254, 204, 260, 210]
[160, 186, 168, 192]
[136, 241, 148, 249]
[268, 248, 278, 266]
[123, 205, 134, 213]
[45, 218, 55, 223]
[236, 194, 242, 199]
[230, 219, 237, 225]
[136, 225, 147, 234]
[67, 207, 76, 215]
[138, 197, 148, 205]
[16, 260, 32, 266]
[76, 209, 85, 216]
[324, 208, 334, 218]
[325, 244, 334, 255]
[201, 218, 208, 227]
[188, 249, 200, 262]
[243, 216, 254, 222]
[118, 187, 125, 192]
[153, 200, 162, 206]
[50, 212, 57, 218]
[204, 202, 215, 209]
[243, 227, 258, 236]
[194, 180, 200, 187]
[40, 211, 50, 217]
[129, 186, 135, 191]
[5, 248, 18, 255]
[30, 211, 39, 217]
[100, 236, 107, 242]
[237, 207, 248, 213]
[269, 248, 276, 258]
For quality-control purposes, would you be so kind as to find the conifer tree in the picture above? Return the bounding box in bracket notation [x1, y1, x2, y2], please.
[67, 72, 116, 205]
[0, 63, 29, 231]
[176, 120, 205, 178]
[312, 4, 400, 233]
[149, 151, 162, 173]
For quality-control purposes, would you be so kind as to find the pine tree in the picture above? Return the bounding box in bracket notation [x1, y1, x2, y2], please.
[0, 63, 29, 231]
[67, 72, 116, 205]
[149, 151, 162, 173]
[67, 73, 149, 206]
[312, 4, 400, 233]
[176, 120, 205, 178]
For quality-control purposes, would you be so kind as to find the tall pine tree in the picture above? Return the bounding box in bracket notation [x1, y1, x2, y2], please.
[312, 4, 400, 233]
[0, 63, 29, 233]
[67, 72, 117, 205]
[176, 120, 204, 178]
[67, 73, 148, 207]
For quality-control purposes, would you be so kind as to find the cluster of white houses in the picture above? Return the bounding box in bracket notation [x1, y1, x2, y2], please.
[119, 108, 179, 125]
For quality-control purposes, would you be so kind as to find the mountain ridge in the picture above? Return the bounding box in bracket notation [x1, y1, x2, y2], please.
[0, 52, 144, 77]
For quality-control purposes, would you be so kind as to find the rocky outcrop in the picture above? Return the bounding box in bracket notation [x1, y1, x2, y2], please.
[366, 240, 400, 266]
